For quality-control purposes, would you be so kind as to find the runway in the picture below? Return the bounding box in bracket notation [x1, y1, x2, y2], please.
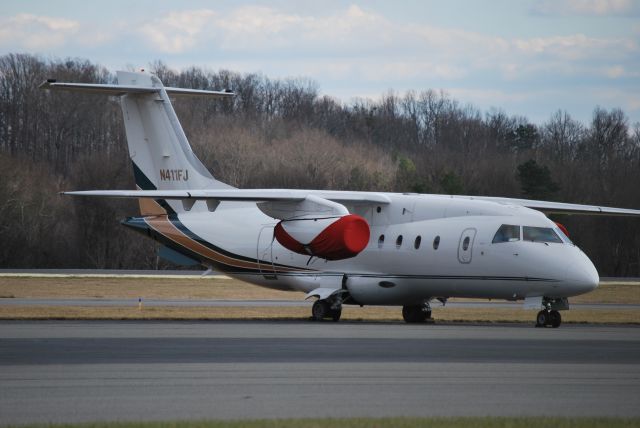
[1, 321, 639, 425]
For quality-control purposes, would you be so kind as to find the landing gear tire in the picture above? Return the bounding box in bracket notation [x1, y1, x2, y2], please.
[402, 305, 431, 323]
[312, 299, 342, 322]
[536, 310, 549, 327]
[312, 300, 330, 321]
[536, 310, 562, 328]
[549, 310, 561, 328]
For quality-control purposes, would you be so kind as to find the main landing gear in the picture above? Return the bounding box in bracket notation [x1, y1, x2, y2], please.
[311, 299, 342, 322]
[402, 303, 432, 323]
[536, 310, 561, 328]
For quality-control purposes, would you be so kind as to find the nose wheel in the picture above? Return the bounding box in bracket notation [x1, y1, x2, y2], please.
[536, 310, 561, 328]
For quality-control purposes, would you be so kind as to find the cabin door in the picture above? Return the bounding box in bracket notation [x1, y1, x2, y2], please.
[457, 228, 476, 264]
[257, 225, 277, 280]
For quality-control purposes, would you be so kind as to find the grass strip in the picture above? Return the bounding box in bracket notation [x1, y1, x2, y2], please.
[1, 277, 639, 323]
[0, 277, 638, 303]
[0, 277, 300, 300]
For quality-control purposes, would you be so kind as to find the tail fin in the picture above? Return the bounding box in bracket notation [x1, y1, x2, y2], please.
[41, 70, 233, 215]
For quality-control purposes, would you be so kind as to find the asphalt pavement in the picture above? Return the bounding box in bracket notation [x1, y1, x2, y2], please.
[0, 321, 639, 425]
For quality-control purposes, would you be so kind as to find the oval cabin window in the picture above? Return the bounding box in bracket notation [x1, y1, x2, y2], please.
[378, 234, 385, 248]
[462, 236, 470, 251]
[433, 236, 440, 250]
[414, 236, 422, 249]
[396, 235, 403, 248]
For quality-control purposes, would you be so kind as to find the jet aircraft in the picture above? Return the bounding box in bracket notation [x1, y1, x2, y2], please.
[41, 70, 640, 327]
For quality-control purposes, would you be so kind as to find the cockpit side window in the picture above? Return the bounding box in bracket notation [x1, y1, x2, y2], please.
[492, 224, 520, 243]
[554, 227, 574, 245]
[523, 226, 563, 243]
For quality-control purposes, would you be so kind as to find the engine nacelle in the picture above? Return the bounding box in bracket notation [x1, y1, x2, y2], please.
[274, 214, 370, 260]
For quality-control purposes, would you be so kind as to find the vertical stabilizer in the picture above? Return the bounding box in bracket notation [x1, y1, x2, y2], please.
[116, 71, 232, 214]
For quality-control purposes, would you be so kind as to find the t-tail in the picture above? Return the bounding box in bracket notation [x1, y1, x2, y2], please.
[40, 70, 233, 215]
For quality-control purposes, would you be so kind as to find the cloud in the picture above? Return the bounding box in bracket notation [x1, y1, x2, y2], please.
[0, 3, 636, 125]
[361, 61, 468, 81]
[589, 87, 640, 113]
[512, 34, 629, 60]
[606, 65, 626, 78]
[603, 65, 640, 78]
[0, 14, 79, 50]
[448, 88, 539, 105]
[139, 9, 216, 54]
[531, 0, 637, 16]
[135, 5, 636, 83]
[132, 5, 510, 84]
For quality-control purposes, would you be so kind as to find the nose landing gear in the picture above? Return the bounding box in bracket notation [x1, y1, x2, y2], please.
[534, 297, 568, 328]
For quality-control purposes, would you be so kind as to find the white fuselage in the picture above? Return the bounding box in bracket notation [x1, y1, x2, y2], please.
[162, 192, 599, 305]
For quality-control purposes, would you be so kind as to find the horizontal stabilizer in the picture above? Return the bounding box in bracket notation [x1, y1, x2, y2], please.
[40, 81, 234, 98]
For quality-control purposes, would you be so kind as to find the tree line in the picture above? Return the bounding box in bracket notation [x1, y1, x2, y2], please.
[1, 53, 639, 275]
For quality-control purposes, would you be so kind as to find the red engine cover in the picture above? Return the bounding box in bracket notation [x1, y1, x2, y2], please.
[274, 214, 370, 260]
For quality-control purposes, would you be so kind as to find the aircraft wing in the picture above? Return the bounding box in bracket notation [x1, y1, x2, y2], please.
[464, 196, 640, 217]
[64, 189, 390, 219]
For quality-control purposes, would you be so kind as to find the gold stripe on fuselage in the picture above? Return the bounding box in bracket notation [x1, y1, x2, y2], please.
[143, 215, 306, 273]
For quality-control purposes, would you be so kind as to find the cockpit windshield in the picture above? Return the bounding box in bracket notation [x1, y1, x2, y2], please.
[493, 224, 565, 244]
[523, 226, 563, 243]
[492, 224, 520, 243]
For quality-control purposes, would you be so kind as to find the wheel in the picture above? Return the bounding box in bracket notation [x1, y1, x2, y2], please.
[402, 305, 428, 323]
[550, 310, 561, 328]
[331, 308, 342, 322]
[536, 310, 549, 327]
[312, 300, 330, 321]
[402, 305, 416, 323]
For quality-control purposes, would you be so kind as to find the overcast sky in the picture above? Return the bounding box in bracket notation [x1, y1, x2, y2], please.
[1, 0, 639, 125]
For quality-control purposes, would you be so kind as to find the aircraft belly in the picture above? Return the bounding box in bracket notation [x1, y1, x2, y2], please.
[229, 274, 298, 291]
[345, 274, 560, 305]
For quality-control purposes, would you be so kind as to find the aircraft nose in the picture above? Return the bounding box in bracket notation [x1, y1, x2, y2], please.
[565, 251, 599, 295]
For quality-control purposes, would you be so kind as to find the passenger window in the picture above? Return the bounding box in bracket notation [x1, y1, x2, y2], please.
[378, 234, 385, 248]
[462, 236, 470, 251]
[492, 224, 520, 243]
[396, 235, 403, 249]
[523, 226, 563, 243]
[414, 236, 421, 249]
[433, 236, 440, 250]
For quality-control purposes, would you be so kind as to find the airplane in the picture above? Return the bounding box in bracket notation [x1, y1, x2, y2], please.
[41, 70, 640, 328]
